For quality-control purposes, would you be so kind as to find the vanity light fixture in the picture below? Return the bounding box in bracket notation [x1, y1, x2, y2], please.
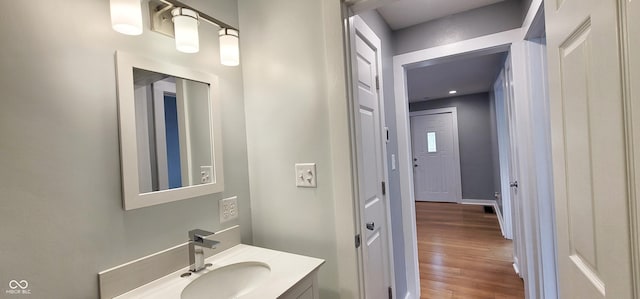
[110, 0, 143, 35]
[171, 8, 200, 53]
[146, 0, 241, 66]
[219, 29, 240, 66]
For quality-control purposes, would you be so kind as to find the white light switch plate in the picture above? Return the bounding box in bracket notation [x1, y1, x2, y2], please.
[219, 196, 238, 223]
[295, 163, 317, 188]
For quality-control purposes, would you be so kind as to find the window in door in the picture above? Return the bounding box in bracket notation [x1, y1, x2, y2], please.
[427, 131, 437, 153]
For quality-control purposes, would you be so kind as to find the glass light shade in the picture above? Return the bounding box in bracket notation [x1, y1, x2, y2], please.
[172, 8, 200, 53]
[110, 0, 143, 35]
[219, 29, 240, 66]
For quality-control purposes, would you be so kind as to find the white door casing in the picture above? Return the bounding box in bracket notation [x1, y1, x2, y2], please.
[152, 79, 176, 191]
[350, 15, 396, 299]
[545, 0, 635, 297]
[624, 0, 640, 296]
[524, 35, 559, 299]
[410, 108, 462, 203]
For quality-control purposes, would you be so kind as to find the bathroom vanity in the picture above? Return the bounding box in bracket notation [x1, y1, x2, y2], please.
[114, 245, 322, 299]
[99, 226, 324, 299]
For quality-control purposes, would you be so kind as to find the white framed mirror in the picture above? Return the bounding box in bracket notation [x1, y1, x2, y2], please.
[115, 51, 224, 210]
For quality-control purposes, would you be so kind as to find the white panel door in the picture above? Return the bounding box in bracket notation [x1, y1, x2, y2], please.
[503, 54, 526, 279]
[410, 110, 461, 202]
[352, 17, 394, 299]
[545, 0, 634, 297]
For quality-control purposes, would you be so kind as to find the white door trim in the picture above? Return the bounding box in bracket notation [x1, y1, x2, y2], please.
[622, 1, 640, 295]
[350, 15, 397, 298]
[409, 107, 462, 203]
[393, 29, 521, 298]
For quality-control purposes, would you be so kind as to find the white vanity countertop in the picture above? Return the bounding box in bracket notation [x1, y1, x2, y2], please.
[113, 244, 324, 299]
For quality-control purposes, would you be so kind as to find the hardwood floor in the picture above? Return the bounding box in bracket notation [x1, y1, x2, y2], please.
[416, 202, 524, 299]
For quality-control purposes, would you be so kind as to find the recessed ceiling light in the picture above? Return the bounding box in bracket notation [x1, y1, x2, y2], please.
[449, 90, 457, 94]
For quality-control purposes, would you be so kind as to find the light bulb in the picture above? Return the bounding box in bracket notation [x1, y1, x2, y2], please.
[110, 0, 143, 35]
[219, 29, 240, 66]
[172, 8, 199, 53]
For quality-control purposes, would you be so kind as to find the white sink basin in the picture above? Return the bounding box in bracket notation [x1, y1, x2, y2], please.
[180, 262, 271, 299]
[111, 245, 324, 299]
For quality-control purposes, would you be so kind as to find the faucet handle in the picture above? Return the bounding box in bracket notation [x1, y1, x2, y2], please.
[188, 229, 214, 242]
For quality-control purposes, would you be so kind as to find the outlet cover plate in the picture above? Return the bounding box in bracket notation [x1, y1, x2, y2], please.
[219, 196, 238, 223]
[295, 163, 317, 188]
[200, 166, 213, 184]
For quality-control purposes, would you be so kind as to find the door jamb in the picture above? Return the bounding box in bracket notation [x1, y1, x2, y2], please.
[409, 107, 462, 203]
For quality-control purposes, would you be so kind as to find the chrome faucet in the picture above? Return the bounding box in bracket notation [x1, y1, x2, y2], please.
[188, 229, 219, 272]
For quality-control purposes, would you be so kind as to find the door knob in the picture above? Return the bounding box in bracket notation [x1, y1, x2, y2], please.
[366, 222, 375, 231]
[510, 181, 519, 188]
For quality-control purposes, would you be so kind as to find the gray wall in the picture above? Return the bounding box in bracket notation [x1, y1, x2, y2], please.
[358, 10, 407, 298]
[183, 80, 213, 185]
[0, 0, 252, 298]
[393, 0, 523, 55]
[239, 0, 359, 297]
[410, 93, 499, 200]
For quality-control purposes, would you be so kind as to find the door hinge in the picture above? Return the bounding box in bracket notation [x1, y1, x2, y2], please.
[375, 75, 380, 90]
[381, 181, 386, 196]
[355, 234, 361, 248]
[388, 286, 393, 299]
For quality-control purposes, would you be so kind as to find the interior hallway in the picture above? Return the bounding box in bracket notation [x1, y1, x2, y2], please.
[417, 202, 524, 299]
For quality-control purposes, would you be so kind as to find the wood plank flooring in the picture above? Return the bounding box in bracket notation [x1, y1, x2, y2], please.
[416, 202, 524, 299]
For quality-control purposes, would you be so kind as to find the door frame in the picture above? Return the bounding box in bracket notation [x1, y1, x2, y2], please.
[409, 107, 462, 203]
[623, 1, 640, 295]
[349, 14, 397, 298]
[393, 29, 520, 298]
[391, 3, 560, 297]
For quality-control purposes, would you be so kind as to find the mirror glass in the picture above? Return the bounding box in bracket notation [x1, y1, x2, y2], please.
[133, 68, 214, 193]
[116, 51, 223, 210]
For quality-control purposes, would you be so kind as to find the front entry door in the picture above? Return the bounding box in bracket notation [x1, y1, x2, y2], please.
[410, 109, 462, 202]
[546, 0, 634, 297]
[351, 16, 394, 299]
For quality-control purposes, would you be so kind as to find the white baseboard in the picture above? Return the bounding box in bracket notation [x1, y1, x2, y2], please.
[460, 198, 495, 205]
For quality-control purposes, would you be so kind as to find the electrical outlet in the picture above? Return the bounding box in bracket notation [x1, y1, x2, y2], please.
[200, 166, 213, 184]
[295, 163, 317, 188]
[219, 196, 238, 223]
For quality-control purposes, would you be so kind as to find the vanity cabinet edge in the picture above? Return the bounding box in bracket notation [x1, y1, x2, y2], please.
[278, 270, 320, 299]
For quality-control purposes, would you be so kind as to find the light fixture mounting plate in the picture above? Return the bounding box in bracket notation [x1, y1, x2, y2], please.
[149, 0, 175, 38]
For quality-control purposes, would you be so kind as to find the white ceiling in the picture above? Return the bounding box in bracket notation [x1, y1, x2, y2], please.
[407, 52, 506, 102]
[377, 0, 505, 30]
